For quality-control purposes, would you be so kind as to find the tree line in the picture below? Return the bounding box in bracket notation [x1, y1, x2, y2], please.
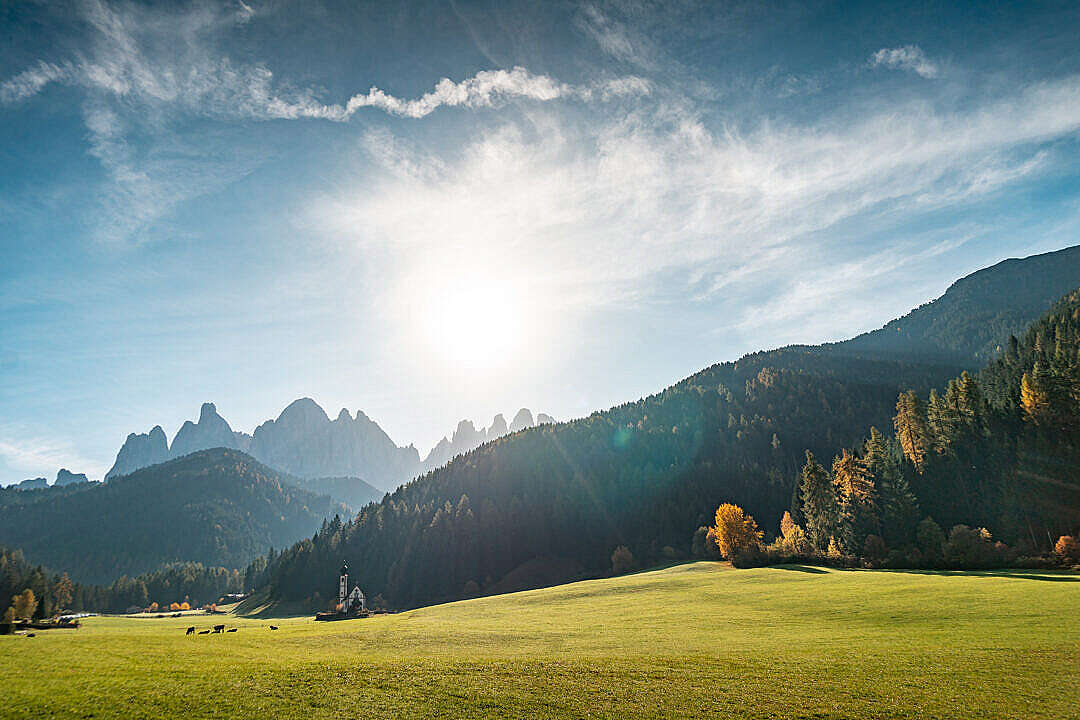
[704, 289, 1080, 568]
[1, 547, 248, 619]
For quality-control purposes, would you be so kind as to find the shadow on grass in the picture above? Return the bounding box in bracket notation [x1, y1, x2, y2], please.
[773, 565, 829, 574]
[880, 568, 1080, 582]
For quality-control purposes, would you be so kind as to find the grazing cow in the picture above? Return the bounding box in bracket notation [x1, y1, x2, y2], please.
[26, 633, 35, 638]
[212, 624, 225, 633]
[186, 626, 195, 635]
[198, 630, 210, 635]
[226, 628, 238, 633]
[269, 625, 278, 630]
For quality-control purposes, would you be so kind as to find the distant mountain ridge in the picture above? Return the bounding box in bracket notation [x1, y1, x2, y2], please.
[106, 399, 553, 491]
[808, 244, 1080, 364]
[0, 448, 346, 584]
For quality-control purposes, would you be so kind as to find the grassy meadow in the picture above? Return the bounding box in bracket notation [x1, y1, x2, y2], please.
[2, 562, 1078, 719]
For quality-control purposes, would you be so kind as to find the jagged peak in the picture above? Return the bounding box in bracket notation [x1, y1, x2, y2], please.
[198, 402, 219, 422]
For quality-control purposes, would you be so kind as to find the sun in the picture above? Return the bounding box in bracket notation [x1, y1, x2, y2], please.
[419, 274, 525, 372]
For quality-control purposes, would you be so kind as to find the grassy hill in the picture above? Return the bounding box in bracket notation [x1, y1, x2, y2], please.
[0, 448, 347, 584]
[2, 562, 1077, 718]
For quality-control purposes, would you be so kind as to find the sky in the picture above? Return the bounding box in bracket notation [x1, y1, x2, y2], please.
[2, 0, 1080, 483]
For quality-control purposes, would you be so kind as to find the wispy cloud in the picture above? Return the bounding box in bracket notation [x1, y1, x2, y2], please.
[311, 73, 1080, 335]
[0, 432, 106, 482]
[0, 1, 647, 243]
[870, 45, 941, 79]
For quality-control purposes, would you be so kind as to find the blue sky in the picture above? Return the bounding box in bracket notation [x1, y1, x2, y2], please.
[2, 0, 1080, 482]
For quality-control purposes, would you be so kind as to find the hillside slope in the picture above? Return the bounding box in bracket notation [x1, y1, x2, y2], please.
[261, 248, 1080, 607]
[0, 449, 347, 584]
[4, 564, 1079, 719]
[819, 244, 1080, 364]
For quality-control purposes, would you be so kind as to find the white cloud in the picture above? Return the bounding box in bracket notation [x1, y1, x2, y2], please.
[0, 433, 106, 483]
[311, 74, 1080, 333]
[870, 45, 940, 79]
[0, 1, 647, 243]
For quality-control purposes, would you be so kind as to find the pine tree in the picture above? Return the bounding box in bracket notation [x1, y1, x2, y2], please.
[800, 451, 838, 551]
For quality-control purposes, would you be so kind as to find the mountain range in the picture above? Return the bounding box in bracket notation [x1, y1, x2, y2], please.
[4, 245, 1078, 600]
[105, 399, 552, 491]
[259, 245, 1080, 608]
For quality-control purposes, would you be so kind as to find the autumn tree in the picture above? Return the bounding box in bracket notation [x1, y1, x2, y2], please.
[775, 511, 811, 554]
[12, 589, 37, 621]
[1020, 367, 1051, 425]
[706, 503, 763, 559]
[894, 391, 931, 471]
[53, 573, 74, 611]
[831, 448, 878, 554]
[800, 451, 838, 551]
[1055, 535, 1080, 563]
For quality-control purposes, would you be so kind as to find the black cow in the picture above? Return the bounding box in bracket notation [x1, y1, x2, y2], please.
[212, 624, 225, 633]
[185, 626, 195, 635]
[198, 630, 210, 635]
[26, 633, 35, 638]
[226, 628, 238, 633]
[269, 625, 278, 630]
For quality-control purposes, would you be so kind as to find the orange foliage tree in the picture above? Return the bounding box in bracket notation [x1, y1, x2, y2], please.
[706, 503, 763, 559]
[1056, 535, 1080, 563]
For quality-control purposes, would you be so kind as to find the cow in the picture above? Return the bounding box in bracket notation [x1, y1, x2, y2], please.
[198, 630, 210, 635]
[26, 633, 35, 638]
[186, 626, 195, 635]
[212, 624, 225, 633]
[269, 625, 278, 630]
[226, 628, 238, 633]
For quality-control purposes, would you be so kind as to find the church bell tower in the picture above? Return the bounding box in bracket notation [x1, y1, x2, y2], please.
[339, 561, 348, 607]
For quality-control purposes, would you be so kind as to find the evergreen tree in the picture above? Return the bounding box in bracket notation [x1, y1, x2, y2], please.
[800, 451, 838, 551]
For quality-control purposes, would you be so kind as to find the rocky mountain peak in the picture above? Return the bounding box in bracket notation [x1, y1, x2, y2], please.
[510, 408, 535, 433]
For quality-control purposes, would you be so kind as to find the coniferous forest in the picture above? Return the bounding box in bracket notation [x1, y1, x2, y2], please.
[255, 286, 1080, 610]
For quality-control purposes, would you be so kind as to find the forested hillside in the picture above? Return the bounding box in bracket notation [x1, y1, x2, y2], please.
[817, 244, 1080, 364]
[259, 251, 1080, 609]
[0, 449, 346, 584]
[773, 288, 1080, 567]
[0, 548, 247, 618]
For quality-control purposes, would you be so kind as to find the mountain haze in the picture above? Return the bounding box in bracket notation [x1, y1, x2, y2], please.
[106, 400, 552, 491]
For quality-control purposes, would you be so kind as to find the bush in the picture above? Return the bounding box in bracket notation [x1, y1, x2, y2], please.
[916, 517, 945, 564]
[945, 525, 993, 567]
[611, 545, 635, 575]
[691, 526, 720, 559]
[862, 535, 887, 561]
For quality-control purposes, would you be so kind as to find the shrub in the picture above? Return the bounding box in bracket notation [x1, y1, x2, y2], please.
[611, 545, 635, 574]
[945, 525, 993, 567]
[862, 534, 887, 561]
[691, 526, 721, 559]
[916, 517, 945, 564]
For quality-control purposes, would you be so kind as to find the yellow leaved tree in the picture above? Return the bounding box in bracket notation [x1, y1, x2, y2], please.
[706, 503, 763, 559]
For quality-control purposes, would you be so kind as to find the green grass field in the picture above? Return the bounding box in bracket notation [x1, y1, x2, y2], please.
[3, 563, 1078, 719]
